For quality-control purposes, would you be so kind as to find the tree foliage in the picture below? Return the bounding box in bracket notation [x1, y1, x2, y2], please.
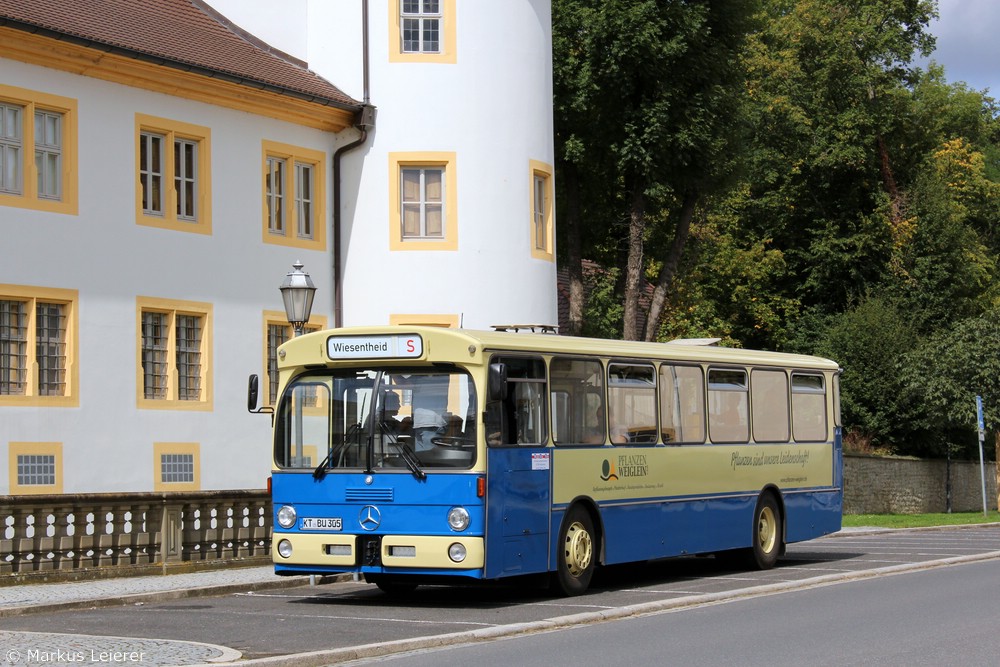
[552, 0, 1000, 458]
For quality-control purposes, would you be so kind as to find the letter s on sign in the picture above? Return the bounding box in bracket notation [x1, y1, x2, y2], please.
[406, 338, 416, 353]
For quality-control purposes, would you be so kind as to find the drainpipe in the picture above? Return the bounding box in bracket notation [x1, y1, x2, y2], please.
[333, 0, 376, 328]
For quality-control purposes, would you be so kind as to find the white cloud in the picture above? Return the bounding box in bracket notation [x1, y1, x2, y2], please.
[924, 0, 1000, 93]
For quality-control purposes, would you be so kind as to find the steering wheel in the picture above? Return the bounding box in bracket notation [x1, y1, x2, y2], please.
[431, 436, 473, 448]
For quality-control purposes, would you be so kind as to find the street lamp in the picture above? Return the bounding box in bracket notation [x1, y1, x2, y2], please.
[279, 260, 316, 337]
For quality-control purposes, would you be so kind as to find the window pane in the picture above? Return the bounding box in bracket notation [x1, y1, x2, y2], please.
[550, 357, 605, 445]
[36, 301, 66, 396]
[140, 133, 163, 214]
[608, 363, 657, 444]
[141, 311, 168, 399]
[751, 369, 789, 442]
[174, 139, 197, 221]
[161, 453, 195, 483]
[401, 169, 421, 202]
[267, 157, 285, 234]
[296, 162, 313, 239]
[534, 175, 547, 249]
[659, 364, 705, 443]
[402, 18, 420, 52]
[176, 314, 202, 400]
[402, 203, 422, 237]
[708, 369, 749, 443]
[17, 454, 56, 486]
[424, 169, 442, 201]
[424, 205, 443, 236]
[267, 323, 291, 404]
[422, 19, 440, 52]
[0, 299, 28, 395]
[0, 103, 22, 195]
[792, 373, 828, 441]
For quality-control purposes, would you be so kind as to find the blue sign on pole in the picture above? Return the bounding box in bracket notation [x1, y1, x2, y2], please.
[976, 395, 985, 432]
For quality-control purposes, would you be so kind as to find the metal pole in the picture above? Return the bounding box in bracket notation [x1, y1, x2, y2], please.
[976, 396, 987, 518]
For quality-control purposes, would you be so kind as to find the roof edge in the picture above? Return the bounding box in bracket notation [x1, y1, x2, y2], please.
[0, 16, 362, 113]
[189, 0, 309, 70]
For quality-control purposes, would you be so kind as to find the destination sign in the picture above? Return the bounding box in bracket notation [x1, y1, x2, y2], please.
[327, 334, 424, 360]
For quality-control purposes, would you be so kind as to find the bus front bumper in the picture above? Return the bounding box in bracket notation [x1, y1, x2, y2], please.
[272, 533, 484, 570]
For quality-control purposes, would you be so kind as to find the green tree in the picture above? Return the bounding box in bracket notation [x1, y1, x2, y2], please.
[552, 0, 757, 340]
[814, 294, 918, 451]
[737, 0, 937, 318]
[898, 310, 1000, 459]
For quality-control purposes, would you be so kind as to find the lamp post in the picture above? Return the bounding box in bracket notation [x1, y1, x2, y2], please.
[279, 260, 316, 337]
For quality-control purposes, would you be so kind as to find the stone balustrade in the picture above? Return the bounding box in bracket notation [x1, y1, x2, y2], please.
[1, 491, 270, 582]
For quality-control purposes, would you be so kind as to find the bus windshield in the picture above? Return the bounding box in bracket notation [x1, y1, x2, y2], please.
[274, 367, 477, 472]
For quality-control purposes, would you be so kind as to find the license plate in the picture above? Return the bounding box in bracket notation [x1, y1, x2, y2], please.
[300, 517, 342, 531]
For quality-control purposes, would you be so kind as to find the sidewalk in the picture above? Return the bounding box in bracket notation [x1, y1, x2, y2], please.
[0, 566, 314, 618]
[0, 567, 317, 667]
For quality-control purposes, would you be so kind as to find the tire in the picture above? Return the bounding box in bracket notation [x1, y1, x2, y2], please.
[552, 505, 596, 596]
[750, 493, 782, 570]
[370, 577, 418, 596]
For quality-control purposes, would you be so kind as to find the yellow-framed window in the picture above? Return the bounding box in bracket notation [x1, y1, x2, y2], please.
[0, 284, 78, 407]
[530, 160, 554, 261]
[262, 141, 327, 250]
[0, 84, 78, 215]
[389, 0, 457, 63]
[263, 310, 328, 406]
[8, 442, 63, 495]
[135, 114, 211, 234]
[152, 442, 200, 491]
[389, 152, 458, 251]
[136, 296, 213, 410]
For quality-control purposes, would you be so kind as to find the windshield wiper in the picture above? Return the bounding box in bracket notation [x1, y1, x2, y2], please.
[313, 421, 362, 479]
[397, 443, 426, 480]
[377, 420, 425, 480]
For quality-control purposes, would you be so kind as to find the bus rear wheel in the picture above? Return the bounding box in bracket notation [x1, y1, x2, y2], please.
[553, 506, 596, 596]
[750, 493, 782, 570]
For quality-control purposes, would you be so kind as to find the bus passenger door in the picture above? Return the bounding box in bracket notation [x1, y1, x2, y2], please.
[483, 357, 551, 579]
[486, 446, 551, 578]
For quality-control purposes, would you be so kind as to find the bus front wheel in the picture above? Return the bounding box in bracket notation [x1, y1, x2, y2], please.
[553, 506, 596, 596]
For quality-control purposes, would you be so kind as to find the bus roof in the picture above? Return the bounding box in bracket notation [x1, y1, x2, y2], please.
[280, 326, 840, 372]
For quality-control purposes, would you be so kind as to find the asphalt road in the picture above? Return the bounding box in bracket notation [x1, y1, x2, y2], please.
[1, 526, 998, 665]
[359, 557, 1000, 667]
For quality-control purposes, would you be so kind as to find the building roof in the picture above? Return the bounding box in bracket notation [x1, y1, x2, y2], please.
[0, 0, 361, 111]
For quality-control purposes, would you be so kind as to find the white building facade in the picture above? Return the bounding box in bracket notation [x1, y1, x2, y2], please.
[0, 0, 557, 494]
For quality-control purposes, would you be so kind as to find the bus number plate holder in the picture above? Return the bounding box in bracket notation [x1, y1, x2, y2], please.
[300, 517, 343, 531]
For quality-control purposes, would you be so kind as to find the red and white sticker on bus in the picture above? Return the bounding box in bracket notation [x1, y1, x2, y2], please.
[326, 335, 423, 360]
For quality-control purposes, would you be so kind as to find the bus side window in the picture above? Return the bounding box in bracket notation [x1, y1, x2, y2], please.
[792, 372, 827, 441]
[488, 355, 547, 446]
[708, 368, 749, 443]
[658, 364, 705, 444]
[550, 357, 605, 445]
[608, 362, 657, 444]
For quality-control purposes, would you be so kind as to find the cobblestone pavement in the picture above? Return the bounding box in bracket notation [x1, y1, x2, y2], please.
[0, 630, 240, 667]
[0, 567, 303, 666]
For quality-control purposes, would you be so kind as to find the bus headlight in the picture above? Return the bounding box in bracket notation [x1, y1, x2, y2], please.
[447, 506, 470, 531]
[277, 539, 293, 558]
[277, 505, 297, 529]
[448, 542, 467, 563]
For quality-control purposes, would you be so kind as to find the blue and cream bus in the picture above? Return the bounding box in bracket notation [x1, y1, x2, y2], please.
[250, 326, 842, 595]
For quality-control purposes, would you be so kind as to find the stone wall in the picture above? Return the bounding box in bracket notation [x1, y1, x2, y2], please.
[844, 454, 998, 514]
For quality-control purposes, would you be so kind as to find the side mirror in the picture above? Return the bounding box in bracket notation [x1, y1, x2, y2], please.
[248, 374, 260, 412]
[488, 363, 508, 401]
[247, 374, 273, 414]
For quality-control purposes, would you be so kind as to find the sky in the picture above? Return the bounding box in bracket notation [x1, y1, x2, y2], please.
[923, 0, 1000, 95]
